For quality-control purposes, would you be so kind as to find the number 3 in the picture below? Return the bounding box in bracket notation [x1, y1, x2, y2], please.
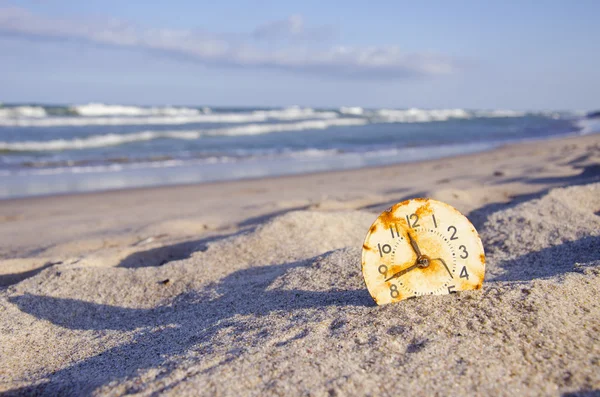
[459, 245, 468, 259]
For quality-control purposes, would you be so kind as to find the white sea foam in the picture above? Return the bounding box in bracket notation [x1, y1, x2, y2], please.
[0, 118, 367, 151]
[209, 118, 366, 137]
[339, 106, 364, 115]
[254, 106, 338, 120]
[71, 103, 205, 117]
[0, 106, 47, 118]
[473, 109, 526, 118]
[373, 108, 472, 123]
[287, 148, 340, 158]
[370, 108, 547, 123]
[0, 103, 571, 128]
[0, 106, 339, 127]
[576, 118, 600, 135]
[0, 131, 192, 151]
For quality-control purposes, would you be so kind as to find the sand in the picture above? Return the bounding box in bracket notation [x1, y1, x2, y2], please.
[0, 133, 599, 396]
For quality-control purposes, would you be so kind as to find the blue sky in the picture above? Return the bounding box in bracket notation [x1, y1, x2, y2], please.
[0, 0, 598, 109]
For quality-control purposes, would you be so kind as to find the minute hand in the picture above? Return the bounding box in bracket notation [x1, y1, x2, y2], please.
[431, 257, 453, 278]
[385, 263, 420, 282]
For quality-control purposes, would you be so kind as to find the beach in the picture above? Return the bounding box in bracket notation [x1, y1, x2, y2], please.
[1, 132, 599, 395]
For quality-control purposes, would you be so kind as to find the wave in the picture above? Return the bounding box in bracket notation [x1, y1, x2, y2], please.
[339, 106, 364, 115]
[373, 108, 471, 123]
[0, 106, 339, 127]
[71, 103, 208, 117]
[210, 118, 366, 136]
[472, 109, 526, 118]
[576, 118, 600, 135]
[0, 131, 195, 151]
[0, 106, 47, 118]
[371, 108, 533, 123]
[0, 118, 367, 152]
[0, 103, 580, 128]
[368, 108, 574, 123]
[0, 141, 500, 179]
[0, 147, 347, 174]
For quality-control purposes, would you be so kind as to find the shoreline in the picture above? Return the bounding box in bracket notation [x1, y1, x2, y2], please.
[1, 127, 592, 200]
[2, 130, 596, 204]
[1, 132, 598, 262]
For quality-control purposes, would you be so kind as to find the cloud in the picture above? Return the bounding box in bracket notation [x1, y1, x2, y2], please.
[253, 14, 306, 40]
[0, 6, 457, 79]
[252, 14, 335, 42]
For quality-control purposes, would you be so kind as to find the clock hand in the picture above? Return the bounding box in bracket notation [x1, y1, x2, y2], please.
[406, 232, 422, 257]
[385, 263, 420, 282]
[430, 258, 453, 278]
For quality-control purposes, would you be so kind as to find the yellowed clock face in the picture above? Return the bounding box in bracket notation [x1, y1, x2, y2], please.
[362, 198, 485, 305]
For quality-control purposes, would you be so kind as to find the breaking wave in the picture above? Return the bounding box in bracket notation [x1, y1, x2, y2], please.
[339, 106, 364, 115]
[72, 103, 209, 117]
[576, 117, 600, 135]
[370, 108, 540, 123]
[0, 105, 339, 127]
[0, 118, 367, 151]
[0, 103, 576, 128]
[0, 106, 48, 118]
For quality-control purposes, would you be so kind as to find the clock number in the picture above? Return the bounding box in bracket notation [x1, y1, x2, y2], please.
[406, 214, 420, 228]
[432, 214, 438, 228]
[447, 225, 458, 240]
[459, 266, 469, 280]
[390, 284, 400, 299]
[390, 224, 400, 239]
[378, 243, 392, 257]
[447, 285, 456, 294]
[459, 245, 468, 259]
[378, 264, 388, 275]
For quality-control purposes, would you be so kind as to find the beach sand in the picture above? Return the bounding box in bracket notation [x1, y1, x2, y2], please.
[0, 133, 599, 396]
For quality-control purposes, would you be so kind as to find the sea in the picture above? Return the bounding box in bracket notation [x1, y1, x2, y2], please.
[0, 103, 595, 199]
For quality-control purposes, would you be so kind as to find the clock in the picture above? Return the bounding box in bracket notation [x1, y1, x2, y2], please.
[362, 198, 485, 305]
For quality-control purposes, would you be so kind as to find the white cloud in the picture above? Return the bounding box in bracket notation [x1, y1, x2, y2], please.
[0, 6, 458, 79]
[253, 14, 306, 40]
[251, 14, 335, 42]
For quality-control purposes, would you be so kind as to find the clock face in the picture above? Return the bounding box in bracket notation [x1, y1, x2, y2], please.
[362, 198, 485, 305]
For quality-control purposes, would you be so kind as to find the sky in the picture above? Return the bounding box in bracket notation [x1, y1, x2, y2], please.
[0, 0, 598, 110]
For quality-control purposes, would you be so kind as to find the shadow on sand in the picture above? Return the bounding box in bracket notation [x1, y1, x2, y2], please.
[6, 231, 599, 394]
[6, 251, 372, 395]
[0, 261, 61, 288]
[487, 235, 600, 282]
[469, 163, 600, 230]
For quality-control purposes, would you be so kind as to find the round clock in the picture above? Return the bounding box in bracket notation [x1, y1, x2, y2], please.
[362, 198, 485, 305]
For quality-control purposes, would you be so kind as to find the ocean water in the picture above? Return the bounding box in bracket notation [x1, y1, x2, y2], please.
[0, 103, 590, 199]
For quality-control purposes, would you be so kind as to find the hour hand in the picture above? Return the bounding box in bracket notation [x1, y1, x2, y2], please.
[407, 232, 422, 256]
[385, 263, 419, 282]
